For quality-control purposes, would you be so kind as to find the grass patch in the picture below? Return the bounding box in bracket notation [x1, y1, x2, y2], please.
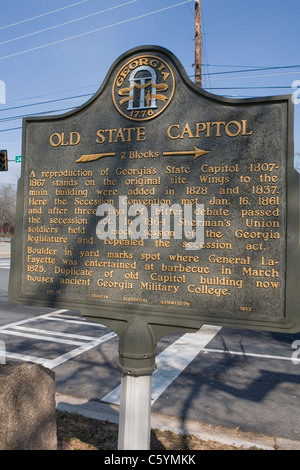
[56, 411, 247, 451]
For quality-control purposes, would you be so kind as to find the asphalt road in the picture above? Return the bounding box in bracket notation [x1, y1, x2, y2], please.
[1, 257, 300, 442]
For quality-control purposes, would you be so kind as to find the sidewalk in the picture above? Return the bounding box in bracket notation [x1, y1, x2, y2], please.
[56, 393, 300, 450]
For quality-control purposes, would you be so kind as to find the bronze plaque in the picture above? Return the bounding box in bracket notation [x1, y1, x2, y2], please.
[9, 46, 299, 334]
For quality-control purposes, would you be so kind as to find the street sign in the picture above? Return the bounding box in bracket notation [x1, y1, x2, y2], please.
[15, 156, 22, 163]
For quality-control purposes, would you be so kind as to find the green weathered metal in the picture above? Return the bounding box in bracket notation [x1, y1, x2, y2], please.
[9, 46, 299, 374]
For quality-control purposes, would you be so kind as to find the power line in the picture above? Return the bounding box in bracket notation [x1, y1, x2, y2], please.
[0, 0, 88, 30]
[0, 0, 138, 46]
[3, 83, 293, 113]
[188, 65, 300, 82]
[7, 84, 99, 105]
[0, 84, 296, 132]
[189, 70, 300, 81]
[0, 83, 295, 125]
[0, 106, 78, 132]
[6, 63, 299, 107]
[207, 86, 294, 90]
[0, 0, 193, 61]
[0, 106, 76, 123]
[202, 64, 300, 77]
[0, 84, 295, 129]
[203, 63, 291, 68]
[0, 93, 93, 113]
[7, 67, 297, 107]
[0, 126, 22, 133]
[209, 71, 300, 81]
[0, 75, 296, 122]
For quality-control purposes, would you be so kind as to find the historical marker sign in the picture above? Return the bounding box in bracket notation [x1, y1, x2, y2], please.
[9, 46, 300, 354]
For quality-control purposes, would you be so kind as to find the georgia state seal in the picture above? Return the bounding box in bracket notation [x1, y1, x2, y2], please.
[112, 54, 175, 122]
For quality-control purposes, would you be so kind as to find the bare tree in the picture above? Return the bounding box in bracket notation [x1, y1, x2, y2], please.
[0, 185, 16, 236]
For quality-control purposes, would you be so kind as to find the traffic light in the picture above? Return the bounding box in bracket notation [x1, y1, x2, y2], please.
[0, 150, 7, 171]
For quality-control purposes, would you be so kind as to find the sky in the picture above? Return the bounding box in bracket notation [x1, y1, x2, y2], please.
[0, 0, 299, 185]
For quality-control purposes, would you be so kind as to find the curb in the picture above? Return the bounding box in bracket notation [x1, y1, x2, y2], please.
[55, 393, 300, 450]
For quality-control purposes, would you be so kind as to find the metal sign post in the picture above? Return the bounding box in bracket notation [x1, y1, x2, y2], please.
[118, 373, 152, 450]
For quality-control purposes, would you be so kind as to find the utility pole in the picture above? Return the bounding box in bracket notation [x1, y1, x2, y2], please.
[195, 0, 202, 87]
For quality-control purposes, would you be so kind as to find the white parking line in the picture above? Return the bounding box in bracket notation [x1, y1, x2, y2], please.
[0, 309, 117, 368]
[203, 348, 300, 363]
[102, 325, 222, 405]
[43, 331, 117, 369]
[0, 260, 10, 269]
[0, 310, 223, 403]
[0, 309, 69, 331]
[4, 351, 50, 365]
[46, 314, 106, 328]
[13, 325, 99, 341]
[0, 329, 85, 346]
